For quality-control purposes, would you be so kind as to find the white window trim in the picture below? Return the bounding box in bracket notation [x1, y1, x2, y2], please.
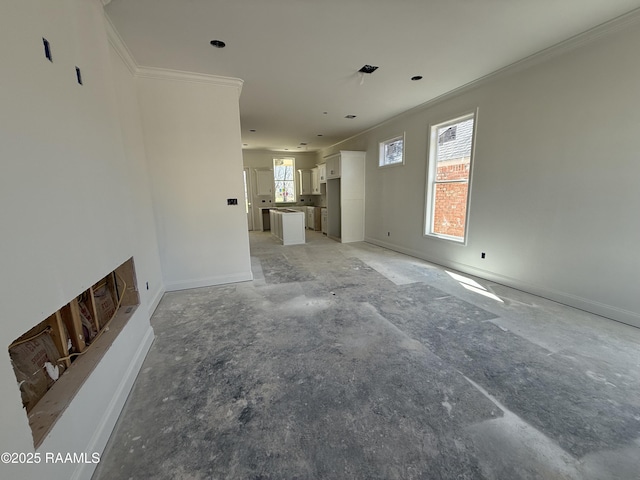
[273, 157, 297, 203]
[424, 111, 477, 244]
[378, 133, 405, 168]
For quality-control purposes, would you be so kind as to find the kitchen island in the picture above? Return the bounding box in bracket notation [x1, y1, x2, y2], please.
[269, 208, 305, 245]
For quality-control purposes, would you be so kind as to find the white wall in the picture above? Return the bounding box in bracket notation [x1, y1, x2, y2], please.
[243, 150, 323, 229]
[108, 37, 165, 317]
[324, 19, 640, 327]
[0, 1, 163, 478]
[137, 72, 252, 290]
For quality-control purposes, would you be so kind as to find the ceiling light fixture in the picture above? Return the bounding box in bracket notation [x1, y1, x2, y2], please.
[411, 75, 423, 81]
[209, 40, 226, 48]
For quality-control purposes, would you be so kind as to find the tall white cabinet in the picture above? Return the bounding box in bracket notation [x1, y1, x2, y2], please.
[325, 151, 365, 243]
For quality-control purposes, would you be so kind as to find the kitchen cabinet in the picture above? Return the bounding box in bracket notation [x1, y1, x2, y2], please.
[325, 151, 365, 243]
[298, 169, 312, 195]
[306, 206, 321, 231]
[287, 206, 305, 226]
[269, 208, 305, 245]
[318, 163, 327, 184]
[325, 155, 341, 179]
[311, 167, 321, 194]
[255, 169, 273, 196]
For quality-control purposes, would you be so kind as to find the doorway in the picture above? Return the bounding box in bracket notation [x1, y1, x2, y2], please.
[243, 168, 254, 231]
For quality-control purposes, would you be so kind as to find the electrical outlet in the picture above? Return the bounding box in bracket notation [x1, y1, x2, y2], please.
[387, 232, 390, 236]
[146, 282, 149, 290]
[481, 252, 486, 259]
[227, 198, 238, 205]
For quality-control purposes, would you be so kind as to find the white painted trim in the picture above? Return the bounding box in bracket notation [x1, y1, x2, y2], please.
[104, 13, 243, 95]
[69, 325, 155, 480]
[378, 133, 406, 168]
[104, 15, 138, 75]
[147, 286, 165, 317]
[423, 110, 478, 245]
[136, 67, 244, 94]
[364, 237, 640, 329]
[326, 7, 640, 152]
[164, 271, 254, 292]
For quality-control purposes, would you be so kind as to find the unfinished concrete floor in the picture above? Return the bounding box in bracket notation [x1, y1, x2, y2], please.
[93, 231, 640, 480]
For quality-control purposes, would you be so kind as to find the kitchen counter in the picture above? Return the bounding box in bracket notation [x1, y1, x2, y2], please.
[269, 209, 305, 245]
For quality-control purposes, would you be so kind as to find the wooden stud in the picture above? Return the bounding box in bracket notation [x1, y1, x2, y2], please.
[85, 287, 101, 334]
[49, 312, 70, 368]
[59, 300, 85, 354]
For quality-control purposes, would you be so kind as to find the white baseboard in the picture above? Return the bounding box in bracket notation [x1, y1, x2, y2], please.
[147, 285, 165, 317]
[364, 236, 640, 329]
[164, 271, 253, 292]
[71, 325, 155, 480]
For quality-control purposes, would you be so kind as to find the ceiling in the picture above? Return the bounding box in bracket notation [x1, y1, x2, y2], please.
[105, 0, 640, 152]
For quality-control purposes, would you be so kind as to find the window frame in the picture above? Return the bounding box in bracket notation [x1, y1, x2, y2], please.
[273, 157, 296, 204]
[378, 133, 405, 168]
[424, 111, 477, 244]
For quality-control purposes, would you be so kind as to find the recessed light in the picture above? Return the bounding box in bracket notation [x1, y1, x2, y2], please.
[345, 115, 357, 119]
[210, 40, 226, 48]
[317, 134, 323, 137]
[411, 75, 423, 81]
[323, 112, 328, 115]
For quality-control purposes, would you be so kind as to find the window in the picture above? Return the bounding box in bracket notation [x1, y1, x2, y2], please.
[273, 158, 296, 203]
[425, 113, 476, 242]
[379, 134, 404, 167]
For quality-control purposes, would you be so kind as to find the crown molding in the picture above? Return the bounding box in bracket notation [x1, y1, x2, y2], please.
[104, 13, 243, 95]
[326, 7, 640, 153]
[105, 14, 138, 75]
[135, 67, 244, 94]
[433, 6, 640, 104]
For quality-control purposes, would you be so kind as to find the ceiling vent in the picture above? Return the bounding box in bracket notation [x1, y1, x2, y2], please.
[358, 65, 378, 74]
